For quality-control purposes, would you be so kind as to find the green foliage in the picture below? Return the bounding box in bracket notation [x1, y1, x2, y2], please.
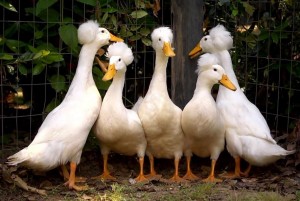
[0, 0, 158, 117]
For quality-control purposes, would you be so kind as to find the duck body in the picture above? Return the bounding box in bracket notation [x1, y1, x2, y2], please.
[138, 28, 183, 160]
[182, 90, 225, 160]
[93, 42, 147, 182]
[139, 78, 184, 160]
[138, 27, 184, 182]
[215, 50, 294, 167]
[182, 53, 236, 182]
[94, 74, 146, 158]
[8, 27, 102, 171]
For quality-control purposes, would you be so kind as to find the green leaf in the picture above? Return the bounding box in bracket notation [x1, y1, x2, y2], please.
[110, 15, 117, 29]
[19, 52, 35, 62]
[101, 7, 118, 13]
[271, 32, 279, 44]
[42, 53, 64, 64]
[0, 53, 14, 60]
[33, 50, 50, 60]
[120, 26, 133, 37]
[140, 27, 150, 36]
[141, 38, 152, 46]
[101, 12, 109, 24]
[130, 25, 142, 31]
[76, 0, 97, 6]
[232, 9, 238, 16]
[0, 1, 17, 12]
[5, 39, 20, 53]
[130, 10, 148, 19]
[258, 30, 270, 41]
[59, 24, 78, 51]
[35, 30, 43, 39]
[45, 98, 61, 113]
[18, 64, 28, 75]
[32, 63, 46, 75]
[35, 8, 59, 22]
[129, 34, 141, 41]
[36, 0, 58, 16]
[242, 2, 255, 16]
[49, 74, 66, 92]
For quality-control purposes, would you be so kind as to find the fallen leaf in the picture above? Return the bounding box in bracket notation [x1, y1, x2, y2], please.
[82, 194, 93, 200]
[39, 180, 52, 189]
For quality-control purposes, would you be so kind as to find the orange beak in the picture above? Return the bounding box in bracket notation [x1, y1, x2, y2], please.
[188, 43, 202, 59]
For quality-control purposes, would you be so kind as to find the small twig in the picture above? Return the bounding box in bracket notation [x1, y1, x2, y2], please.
[95, 57, 108, 73]
[11, 174, 47, 196]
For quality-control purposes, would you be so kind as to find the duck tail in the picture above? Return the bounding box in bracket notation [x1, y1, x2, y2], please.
[6, 148, 29, 166]
[281, 149, 296, 156]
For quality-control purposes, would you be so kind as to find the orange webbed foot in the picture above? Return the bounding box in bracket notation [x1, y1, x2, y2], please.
[167, 175, 188, 183]
[134, 174, 149, 183]
[92, 173, 116, 181]
[183, 171, 199, 181]
[202, 175, 222, 183]
[64, 180, 88, 191]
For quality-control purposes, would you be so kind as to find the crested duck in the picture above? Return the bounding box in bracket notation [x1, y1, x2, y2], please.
[189, 24, 295, 178]
[7, 20, 123, 190]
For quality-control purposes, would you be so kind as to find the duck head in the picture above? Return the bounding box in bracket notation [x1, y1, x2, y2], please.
[151, 27, 176, 57]
[78, 20, 123, 48]
[102, 42, 134, 81]
[197, 53, 236, 91]
[189, 24, 233, 59]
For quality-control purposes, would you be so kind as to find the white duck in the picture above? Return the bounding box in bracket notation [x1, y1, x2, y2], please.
[7, 20, 123, 190]
[138, 27, 185, 182]
[189, 24, 295, 178]
[93, 42, 148, 182]
[182, 53, 236, 182]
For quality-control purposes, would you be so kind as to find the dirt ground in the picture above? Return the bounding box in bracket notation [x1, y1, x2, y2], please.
[1, 146, 299, 201]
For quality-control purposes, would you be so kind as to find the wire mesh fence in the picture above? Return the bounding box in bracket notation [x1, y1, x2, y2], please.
[0, 0, 299, 161]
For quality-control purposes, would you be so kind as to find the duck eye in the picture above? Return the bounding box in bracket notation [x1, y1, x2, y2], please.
[158, 38, 161, 41]
[101, 30, 105, 33]
[204, 37, 207, 41]
[213, 68, 217, 71]
[118, 58, 121, 62]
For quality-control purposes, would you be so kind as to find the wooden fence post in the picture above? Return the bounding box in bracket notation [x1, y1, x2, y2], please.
[171, 0, 204, 109]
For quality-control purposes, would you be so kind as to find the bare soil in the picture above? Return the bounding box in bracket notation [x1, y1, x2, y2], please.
[1, 146, 299, 201]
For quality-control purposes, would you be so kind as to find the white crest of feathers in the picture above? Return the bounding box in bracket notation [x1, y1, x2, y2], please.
[209, 24, 233, 50]
[196, 53, 220, 75]
[106, 42, 134, 66]
[77, 20, 99, 45]
[151, 26, 173, 44]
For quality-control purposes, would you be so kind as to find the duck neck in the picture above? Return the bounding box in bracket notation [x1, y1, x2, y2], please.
[69, 44, 98, 91]
[104, 72, 125, 104]
[148, 52, 169, 94]
[215, 50, 240, 89]
[194, 76, 213, 96]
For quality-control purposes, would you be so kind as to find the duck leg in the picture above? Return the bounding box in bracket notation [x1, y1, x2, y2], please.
[61, 164, 86, 182]
[93, 154, 116, 180]
[202, 159, 222, 183]
[145, 155, 161, 179]
[168, 157, 186, 183]
[183, 156, 199, 180]
[64, 162, 88, 191]
[221, 156, 242, 179]
[134, 157, 148, 182]
[240, 164, 251, 177]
